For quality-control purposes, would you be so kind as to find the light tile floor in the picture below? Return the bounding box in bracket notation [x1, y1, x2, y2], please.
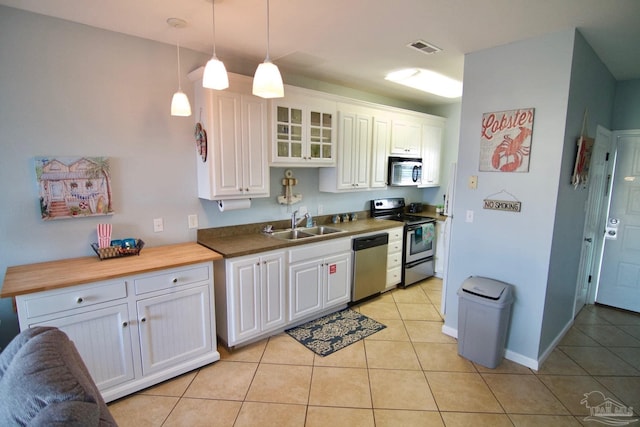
[108, 277, 640, 426]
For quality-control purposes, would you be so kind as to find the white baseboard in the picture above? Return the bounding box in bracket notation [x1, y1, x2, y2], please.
[442, 324, 540, 370]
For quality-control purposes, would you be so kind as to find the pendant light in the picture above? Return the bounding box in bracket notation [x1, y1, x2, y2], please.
[168, 18, 192, 117]
[202, 0, 229, 90]
[252, 0, 284, 98]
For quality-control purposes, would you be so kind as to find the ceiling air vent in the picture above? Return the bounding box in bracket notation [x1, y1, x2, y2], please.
[407, 40, 442, 55]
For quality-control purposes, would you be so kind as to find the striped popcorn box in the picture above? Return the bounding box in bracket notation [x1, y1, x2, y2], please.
[97, 224, 112, 248]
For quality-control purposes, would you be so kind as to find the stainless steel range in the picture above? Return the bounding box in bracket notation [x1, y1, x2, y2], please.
[370, 197, 436, 287]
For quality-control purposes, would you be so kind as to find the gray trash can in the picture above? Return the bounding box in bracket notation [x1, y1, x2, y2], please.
[457, 276, 514, 368]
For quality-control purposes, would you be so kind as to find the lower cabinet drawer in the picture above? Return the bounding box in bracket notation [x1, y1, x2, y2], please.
[386, 267, 402, 287]
[23, 281, 127, 319]
[134, 265, 209, 295]
[388, 241, 403, 254]
[387, 253, 402, 269]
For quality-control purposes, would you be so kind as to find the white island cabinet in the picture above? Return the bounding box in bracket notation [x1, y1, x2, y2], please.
[2, 243, 221, 403]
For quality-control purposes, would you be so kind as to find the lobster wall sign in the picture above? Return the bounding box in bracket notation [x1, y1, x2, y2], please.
[479, 108, 535, 172]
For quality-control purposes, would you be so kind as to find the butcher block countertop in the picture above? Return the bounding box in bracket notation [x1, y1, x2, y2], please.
[1, 242, 223, 298]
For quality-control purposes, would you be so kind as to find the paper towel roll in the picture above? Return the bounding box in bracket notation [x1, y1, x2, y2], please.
[217, 199, 251, 212]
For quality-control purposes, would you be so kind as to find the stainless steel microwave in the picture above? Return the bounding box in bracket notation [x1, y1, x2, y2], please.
[388, 157, 422, 186]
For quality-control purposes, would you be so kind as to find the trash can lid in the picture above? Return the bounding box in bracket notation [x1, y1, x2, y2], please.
[461, 276, 511, 300]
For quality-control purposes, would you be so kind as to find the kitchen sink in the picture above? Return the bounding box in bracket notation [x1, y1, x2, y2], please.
[302, 225, 345, 235]
[270, 225, 345, 240]
[271, 229, 315, 240]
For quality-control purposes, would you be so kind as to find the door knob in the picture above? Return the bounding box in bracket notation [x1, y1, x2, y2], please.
[584, 237, 592, 242]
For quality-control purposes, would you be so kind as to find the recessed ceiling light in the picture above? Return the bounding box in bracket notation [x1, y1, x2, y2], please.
[385, 68, 462, 98]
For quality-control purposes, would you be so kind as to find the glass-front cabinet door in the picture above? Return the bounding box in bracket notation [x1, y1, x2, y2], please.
[270, 89, 336, 167]
[309, 110, 333, 162]
[276, 105, 303, 160]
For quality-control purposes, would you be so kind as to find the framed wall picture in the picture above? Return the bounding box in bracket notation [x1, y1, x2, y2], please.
[479, 108, 535, 172]
[35, 156, 114, 220]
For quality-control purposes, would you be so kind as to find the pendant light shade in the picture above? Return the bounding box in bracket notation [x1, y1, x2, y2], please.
[253, 0, 284, 98]
[253, 60, 284, 98]
[171, 90, 192, 117]
[203, 56, 229, 90]
[168, 18, 192, 117]
[202, 0, 229, 90]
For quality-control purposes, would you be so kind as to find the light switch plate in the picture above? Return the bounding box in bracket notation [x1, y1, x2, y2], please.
[188, 214, 198, 229]
[153, 217, 164, 232]
[468, 176, 478, 189]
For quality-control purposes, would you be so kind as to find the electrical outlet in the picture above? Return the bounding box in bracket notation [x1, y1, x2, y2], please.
[468, 175, 478, 189]
[317, 204, 324, 215]
[188, 214, 198, 229]
[465, 210, 474, 223]
[153, 217, 164, 232]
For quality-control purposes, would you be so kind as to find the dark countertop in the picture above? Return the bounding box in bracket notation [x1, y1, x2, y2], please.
[197, 218, 403, 258]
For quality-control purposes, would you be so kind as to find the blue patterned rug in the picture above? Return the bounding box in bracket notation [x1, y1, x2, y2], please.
[285, 308, 386, 356]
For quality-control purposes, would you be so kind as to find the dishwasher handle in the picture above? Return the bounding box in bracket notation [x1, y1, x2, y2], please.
[353, 233, 389, 251]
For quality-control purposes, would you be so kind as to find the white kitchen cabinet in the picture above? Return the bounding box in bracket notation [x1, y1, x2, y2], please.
[371, 116, 392, 188]
[385, 226, 404, 290]
[288, 238, 351, 322]
[214, 251, 286, 347]
[136, 284, 212, 376]
[419, 118, 445, 187]
[270, 87, 336, 167]
[31, 299, 134, 392]
[15, 261, 218, 403]
[390, 116, 422, 157]
[319, 104, 390, 192]
[189, 69, 269, 200]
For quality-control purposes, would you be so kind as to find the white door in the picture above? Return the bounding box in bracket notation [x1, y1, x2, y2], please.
[261, 253, 286, 331]
[137, 285, 212, 375]
[596, 130, 640, 313]
[574, 126, 611, 316]
[289, 259, 323, 321]
[323, 252, 351, 307]
[34, 304, 134, 390]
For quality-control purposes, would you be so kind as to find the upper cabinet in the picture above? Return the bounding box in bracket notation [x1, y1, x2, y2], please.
[319, 103, 390, 192]
[270, 87, 337, 167]
[419, 117, 446, 188]
[189, 69, 269, 200]
[390, 116, 422, 157]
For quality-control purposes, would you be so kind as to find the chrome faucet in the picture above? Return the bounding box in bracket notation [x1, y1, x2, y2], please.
[291, 211, 309, 229]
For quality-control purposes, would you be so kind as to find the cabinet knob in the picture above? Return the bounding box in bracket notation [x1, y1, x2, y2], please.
[172, 278, 178, 283]
[140, 317, 146, 323]
[76, 297, 84, 304]
[122, 321, 128, 328]
[245, 188, 250, 192]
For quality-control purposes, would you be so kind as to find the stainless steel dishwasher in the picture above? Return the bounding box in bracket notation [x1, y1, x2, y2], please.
[351, 233, 389, 303]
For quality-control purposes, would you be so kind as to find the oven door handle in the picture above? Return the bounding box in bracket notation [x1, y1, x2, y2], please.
[406, 220, 434, 231]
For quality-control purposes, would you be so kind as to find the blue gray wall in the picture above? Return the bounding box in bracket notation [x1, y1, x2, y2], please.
[613, 79, 640, 130]
[444, 29, 616, 368]
[540, 31, 615, 356]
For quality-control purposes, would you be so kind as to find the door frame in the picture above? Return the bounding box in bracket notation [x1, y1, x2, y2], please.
[593, 129, 640, 310]
[574, 125, 612, 317]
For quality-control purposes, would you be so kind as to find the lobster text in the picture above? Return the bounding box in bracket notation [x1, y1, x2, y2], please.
[481, 109, 534, 140]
